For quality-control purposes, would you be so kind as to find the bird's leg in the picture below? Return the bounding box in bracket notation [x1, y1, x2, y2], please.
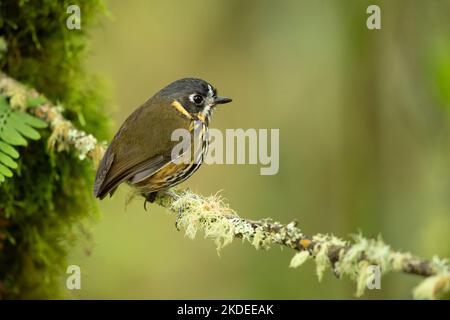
[143, 192, 157, 211]
[162, 190, 180, 201]
[143, 190, 184, 230]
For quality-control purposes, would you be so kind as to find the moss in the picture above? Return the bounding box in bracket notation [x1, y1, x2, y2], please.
[0, 0, 109, 298]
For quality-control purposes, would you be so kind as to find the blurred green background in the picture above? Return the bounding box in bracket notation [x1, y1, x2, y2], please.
[69, 0, 450, 299]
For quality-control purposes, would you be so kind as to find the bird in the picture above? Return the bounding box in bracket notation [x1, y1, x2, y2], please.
[93, 78, 232, 207]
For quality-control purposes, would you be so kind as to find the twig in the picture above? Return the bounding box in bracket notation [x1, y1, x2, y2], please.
[1, 72, 449, 299]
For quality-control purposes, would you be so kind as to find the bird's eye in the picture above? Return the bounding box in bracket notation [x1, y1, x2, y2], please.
[192, 94, 204, 105]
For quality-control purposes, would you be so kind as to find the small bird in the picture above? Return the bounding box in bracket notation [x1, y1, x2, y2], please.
[93, 78, 232, 205]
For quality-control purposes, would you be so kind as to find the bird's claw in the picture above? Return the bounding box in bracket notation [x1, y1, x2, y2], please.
[163, 190, 180, 201]
[144, 200, 149, 211]
[143, 192, 157, 211]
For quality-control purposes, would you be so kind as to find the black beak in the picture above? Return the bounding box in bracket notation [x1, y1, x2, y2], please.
[214, 96, 232, 105]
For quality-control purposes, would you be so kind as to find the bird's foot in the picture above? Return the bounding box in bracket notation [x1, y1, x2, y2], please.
[143, 192, 157, 211]
[162, 190, 180, 201]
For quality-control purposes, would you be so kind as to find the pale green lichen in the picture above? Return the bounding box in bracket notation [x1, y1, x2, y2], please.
[157, 190, 300, 252]
[273, 220, 304, 249]
[231, 217, 255, 243]
[250, 226, 266, 249]
[315, 246, 330, 282]
[68, 129, 98, 160]
[0, 76, 27, 110]
[430, 256, 450, 274]
[335, 240, 365, 280]
[153, 190, 450, 299]
[310, 234, 347, 282]
[312, 235, 333, 282]
[360, 235, 392, 272]
[412, 257, 450, 299]
[290, 251, 310, 268]
[355, 261, 372, 297]
[390, 251, 413, 272]
[336, 234, 390, 283]
[413, 273, 450, 300]
[287, 232, 450, 298]
[162, 190, 237, 251]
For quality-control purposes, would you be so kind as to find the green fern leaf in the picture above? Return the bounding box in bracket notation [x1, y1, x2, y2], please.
[10, 112, 41, 140]
[0, 124, 28, 146]
[0, 93, 49, 184]
[0, 163, 13, 177]
[0, 94, 7, 109]
[15, 111, 48, 128]
[0, 151, 17, 168]
[0, 140, 19, 158]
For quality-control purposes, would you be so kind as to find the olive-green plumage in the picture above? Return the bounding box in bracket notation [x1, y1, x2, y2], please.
[93, 78, 232, 200]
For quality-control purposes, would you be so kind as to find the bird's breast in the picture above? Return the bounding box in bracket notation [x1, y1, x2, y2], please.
[133, 121, 209, 193]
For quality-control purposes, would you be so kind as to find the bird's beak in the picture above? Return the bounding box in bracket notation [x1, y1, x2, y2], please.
[214, 96, 232, 105]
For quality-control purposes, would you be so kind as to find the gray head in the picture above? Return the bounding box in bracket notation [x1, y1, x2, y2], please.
[157, 78, 232, 119]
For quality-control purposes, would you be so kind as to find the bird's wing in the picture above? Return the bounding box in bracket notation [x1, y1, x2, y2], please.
[94, 152, 167, 199]
[93, 98, 192, 199]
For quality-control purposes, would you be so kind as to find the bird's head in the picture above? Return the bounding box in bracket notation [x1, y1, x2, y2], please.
[158, 78, 232, 123]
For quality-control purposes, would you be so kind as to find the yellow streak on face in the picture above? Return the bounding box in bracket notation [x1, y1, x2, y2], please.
[171, 100, 192, 119]
[196, 113, 206, 123]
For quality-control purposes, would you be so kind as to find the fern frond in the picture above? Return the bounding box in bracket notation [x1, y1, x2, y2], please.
[0, 93, 47, 183]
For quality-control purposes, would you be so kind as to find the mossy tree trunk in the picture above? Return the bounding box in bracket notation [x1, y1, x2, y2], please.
[0, 0, 109, 299]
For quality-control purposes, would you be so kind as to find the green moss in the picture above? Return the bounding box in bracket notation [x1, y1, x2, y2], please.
[0, 0, 109, 298]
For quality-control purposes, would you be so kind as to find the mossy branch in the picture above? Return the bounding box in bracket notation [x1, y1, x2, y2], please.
[1, 72, 449, 299]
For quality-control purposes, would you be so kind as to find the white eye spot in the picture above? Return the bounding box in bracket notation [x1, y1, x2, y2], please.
[189, 93, 204, 105]
[207, 84, 214, 98]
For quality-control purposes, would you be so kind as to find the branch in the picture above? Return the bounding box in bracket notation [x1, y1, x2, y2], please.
[1, 72, 449, 299]
[0, 72, 105, 165]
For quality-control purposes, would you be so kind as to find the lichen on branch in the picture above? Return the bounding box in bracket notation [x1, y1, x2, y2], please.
[153, 189, 450, 299]
[0, 73, 106, 167]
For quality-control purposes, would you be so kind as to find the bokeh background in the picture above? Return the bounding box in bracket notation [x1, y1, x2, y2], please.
[68, 0, 450, 299]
